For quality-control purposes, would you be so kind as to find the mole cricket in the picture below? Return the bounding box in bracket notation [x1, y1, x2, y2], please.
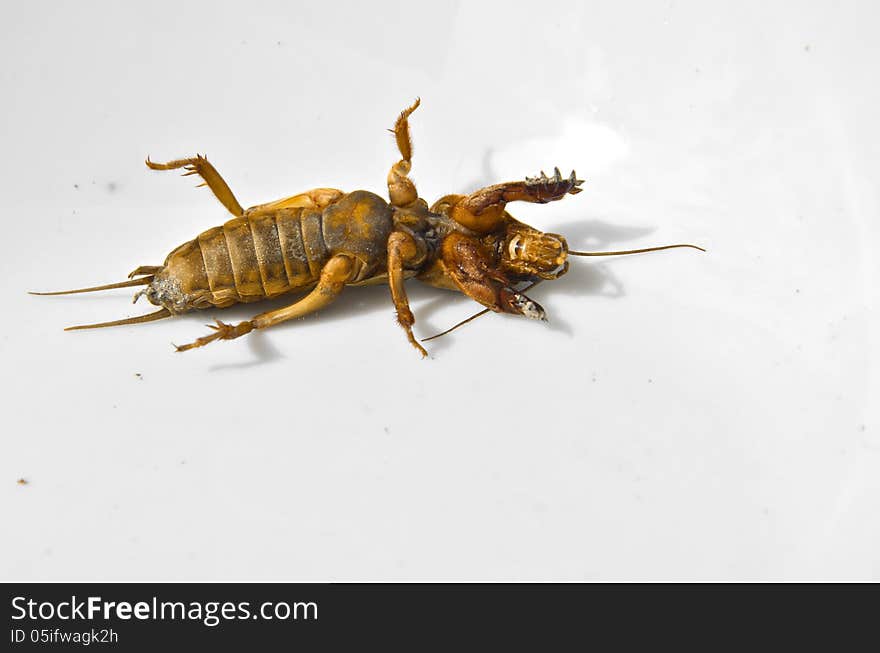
[32, 99, 703, 357]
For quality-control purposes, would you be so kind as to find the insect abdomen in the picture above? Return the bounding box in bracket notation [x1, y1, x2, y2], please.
[153, 208, 324, 311]
[194, 208, 328, 306]
[153, 190, 392, 312]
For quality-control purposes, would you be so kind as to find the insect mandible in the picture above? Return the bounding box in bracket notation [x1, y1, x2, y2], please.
[32, 99, 703, 357]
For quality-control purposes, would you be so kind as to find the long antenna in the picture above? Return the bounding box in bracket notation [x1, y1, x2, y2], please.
[569, 243, 705, 256]
[422, 308, 490, 342]
[422, 280, 542, 342]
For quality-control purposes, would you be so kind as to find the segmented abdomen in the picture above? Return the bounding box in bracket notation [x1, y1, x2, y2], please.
[159, 190, 394, 311]
[165, 206, 329, 309]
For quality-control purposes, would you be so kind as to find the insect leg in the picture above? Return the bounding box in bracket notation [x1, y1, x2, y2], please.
[451, 169, 585, 233]
[174, 254, 355, 352]
[387, 231, 427, 357]
[386, 98, 420, 207]
[145, 153, 244, 217]
[441, 232, 546, 320]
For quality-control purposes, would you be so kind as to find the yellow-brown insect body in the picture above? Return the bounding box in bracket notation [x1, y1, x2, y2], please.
[35, 99, 702, 355]
[142, 190, 396, 314]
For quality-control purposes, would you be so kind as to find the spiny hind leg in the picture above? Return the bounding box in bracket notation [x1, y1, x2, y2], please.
[145, 153, 244, 217]
[174, 255, 355, 352]
[387, 98, 421, 207]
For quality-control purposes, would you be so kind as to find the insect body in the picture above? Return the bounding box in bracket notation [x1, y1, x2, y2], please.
[138, 188, 395, 312]
[33, 99, 702, 356]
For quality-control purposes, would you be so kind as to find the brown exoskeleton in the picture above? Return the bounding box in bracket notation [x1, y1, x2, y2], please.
[32, 99, 703, 357]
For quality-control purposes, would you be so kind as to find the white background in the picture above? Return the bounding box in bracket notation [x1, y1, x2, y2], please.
[2, 1, 878, 581]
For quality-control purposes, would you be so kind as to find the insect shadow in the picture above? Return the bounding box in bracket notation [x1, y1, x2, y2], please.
[206, 284, 408, 371]
[541, 217, 656, 306]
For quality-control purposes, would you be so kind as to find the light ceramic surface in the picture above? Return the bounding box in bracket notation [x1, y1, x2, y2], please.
[2, 0, 878, 580]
